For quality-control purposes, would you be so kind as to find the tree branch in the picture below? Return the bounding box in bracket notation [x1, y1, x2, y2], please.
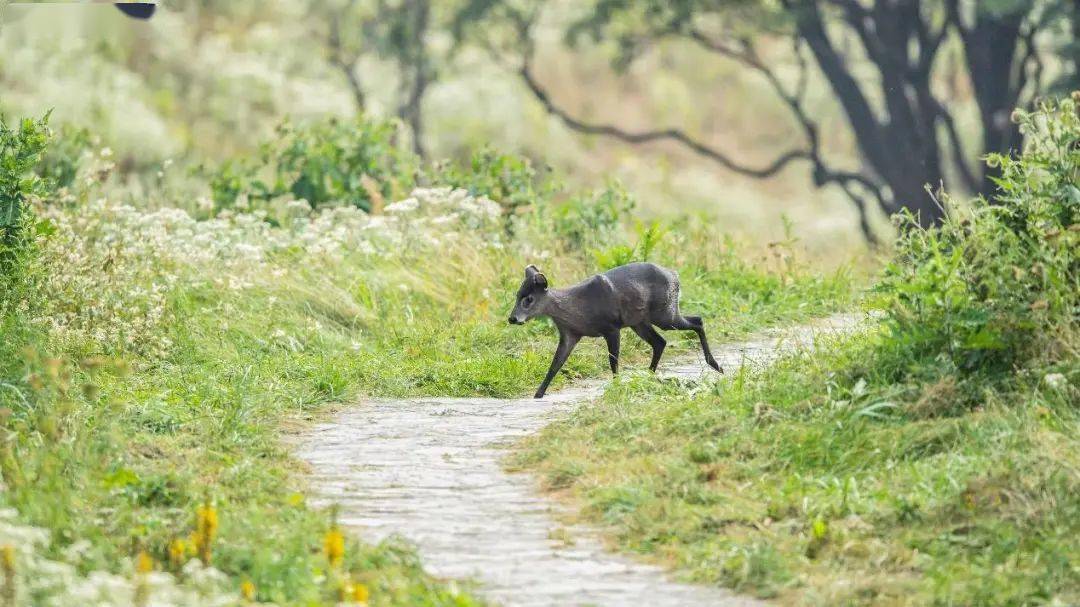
[1013, 17, 1047, 107]
[686, 30, 821, 151]
[396, 0, 432, 157]
[836, 180, 881, 247]
[328, 0, 366, 111]
[517, 27, 811, 179]
[789, 1, 890, 175]
[515, 5, 891, 243]
[682, 26, 889, 243]
[935, 102, 981, 193]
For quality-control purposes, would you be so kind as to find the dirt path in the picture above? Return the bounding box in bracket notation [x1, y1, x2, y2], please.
[297, 314, 862, 606]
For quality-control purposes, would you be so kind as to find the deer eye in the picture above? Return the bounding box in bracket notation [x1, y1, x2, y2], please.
[522, 296, 534, 308]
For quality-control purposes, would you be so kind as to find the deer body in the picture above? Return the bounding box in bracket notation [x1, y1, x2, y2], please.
[509, 262, 722, 398]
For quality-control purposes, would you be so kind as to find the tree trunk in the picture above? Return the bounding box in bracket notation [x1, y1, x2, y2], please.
[959, 7, 1026, 196]
[398, 0, 432, 158]
[794, 1, 946, 226]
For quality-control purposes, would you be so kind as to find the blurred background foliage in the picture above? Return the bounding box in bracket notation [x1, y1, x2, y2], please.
[3, 0, 1075, 255]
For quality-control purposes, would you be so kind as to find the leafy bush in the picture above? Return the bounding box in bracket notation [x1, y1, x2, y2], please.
[1, 115, 50, 304]
[593, 220, 667, 270]
[208, 116, 417, 212]
[877, 96, 1079, 378]
[549, 181, 635, 249]
[432, 146, 558, 218]
[35, 123, 94, 190]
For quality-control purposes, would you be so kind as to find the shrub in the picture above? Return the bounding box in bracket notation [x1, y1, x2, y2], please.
[592, 220, 667, 270]
[35, 124, 94, 190]
[877, 96, 1079, 378]
[549, 181, 635, 250]
[432, 146, 558, 218]
[430, 146, 564, 238]
[1, 114, 50, 305]
[208, 116, 417, 212]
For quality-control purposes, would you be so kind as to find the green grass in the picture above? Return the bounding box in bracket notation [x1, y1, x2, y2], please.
[515, 328, 1079, 605]
[3, 278, 487, 604]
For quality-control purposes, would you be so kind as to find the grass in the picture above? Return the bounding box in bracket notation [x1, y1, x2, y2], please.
[515, 328, 1079, 605]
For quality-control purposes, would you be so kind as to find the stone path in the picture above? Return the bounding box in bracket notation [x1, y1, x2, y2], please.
[296, 314, 863, 606]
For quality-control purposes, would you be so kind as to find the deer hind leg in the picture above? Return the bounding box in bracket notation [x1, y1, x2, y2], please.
[661, 315, 723, 373]
[631, 324, 666, 372]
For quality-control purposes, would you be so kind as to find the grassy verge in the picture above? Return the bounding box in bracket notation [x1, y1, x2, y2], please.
[516, 98, 1080, 605]
[0, 121, 856, 605]
[516, 329, 1078, 605]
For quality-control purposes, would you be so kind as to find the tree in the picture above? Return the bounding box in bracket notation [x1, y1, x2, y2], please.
[318, 0, 435, 157]
[457, 0, 1079, 243]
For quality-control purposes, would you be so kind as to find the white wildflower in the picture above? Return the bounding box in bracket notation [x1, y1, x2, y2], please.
[1043, 373, 1067, 390]
[385, 197, 419, 214]
[285, 198, 312, 214]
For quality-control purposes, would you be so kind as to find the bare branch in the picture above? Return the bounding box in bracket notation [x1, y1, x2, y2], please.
[836, 180, 881, 247]
[690, 31, 824, 150]
[913, 2, 952, 76]
[791, 35, 810, 104]
[327, 0, 366, 110]
[682, 24, 891, 243]
[517, 26, 812, 179]
[513, 4, 897, 243]
[788, 1, 890, 175]
[935, 102, 981, 193]
[1014, 17, 1047, 106]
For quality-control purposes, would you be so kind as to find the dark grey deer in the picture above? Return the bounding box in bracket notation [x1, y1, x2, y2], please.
[508, 262, 722, 398]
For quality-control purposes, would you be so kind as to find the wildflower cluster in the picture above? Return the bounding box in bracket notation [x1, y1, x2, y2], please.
[29, 185, 507, 358]
[384, 186, 503, 241]
[0, 509, 242, 606]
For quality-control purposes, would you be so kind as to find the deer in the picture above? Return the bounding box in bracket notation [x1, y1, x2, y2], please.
[508, 262, 722, 398]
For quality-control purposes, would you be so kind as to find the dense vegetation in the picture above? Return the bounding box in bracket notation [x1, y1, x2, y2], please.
[0, 111, 852, 605]
[518, 97, 1079, 605]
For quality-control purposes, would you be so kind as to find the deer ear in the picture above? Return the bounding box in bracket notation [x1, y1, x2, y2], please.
[533, 272, 548, 290]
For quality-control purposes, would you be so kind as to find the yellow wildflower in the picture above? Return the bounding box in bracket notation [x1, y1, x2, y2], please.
[196, 503, 219, 540]
[195, 501, 219, 565]
[351, 582, 370, 603]
[135, 551, 154, 574]
[324, 526, 345, 568]
[0, 545, 13, 572]
[240, 580, 256, 601]
[168, 538, 186, 568]
[1, 544, 14, 604]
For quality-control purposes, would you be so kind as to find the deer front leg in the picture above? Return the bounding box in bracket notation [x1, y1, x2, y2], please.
[535, 331, 581, 399]
[603, 330, 620, 375]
